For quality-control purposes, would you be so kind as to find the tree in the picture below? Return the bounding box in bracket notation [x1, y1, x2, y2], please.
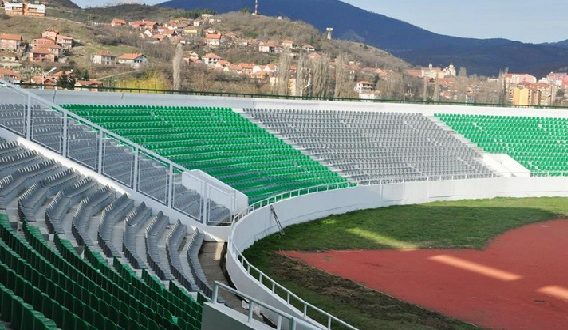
[57, 74, 76, 90]
[295, 53, 310, 97]
[172, 43, 183, 90]
[333, 54, 353, 98]
[276, 51, 291, 95]
[311, 54, 332, 98]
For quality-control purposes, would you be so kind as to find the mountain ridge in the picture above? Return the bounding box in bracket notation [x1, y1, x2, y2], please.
[158, 0, 568, 76]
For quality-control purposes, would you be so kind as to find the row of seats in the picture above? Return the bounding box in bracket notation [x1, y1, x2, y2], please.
[437, 113, 568, 176]
[0, 138, 214, 329]
[0, 103, 231, 224]
[64, 104, 349, 203]
[245, 109, 494, 183]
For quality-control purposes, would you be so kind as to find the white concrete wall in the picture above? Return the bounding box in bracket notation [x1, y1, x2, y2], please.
[33, 89, 568, 119]
[227, 176, 568, 328]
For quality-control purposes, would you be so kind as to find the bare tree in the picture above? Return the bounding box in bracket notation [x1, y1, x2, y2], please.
[172, 43, 183, 90]
[296, 53, 310, 97]
[276, 51, 291, 95]
[334, 54, 353, 98]
[311, 54, 332, 98]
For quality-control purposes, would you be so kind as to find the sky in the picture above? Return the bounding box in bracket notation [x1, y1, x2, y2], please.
[343, 0, 567, 43]
[72, 0, 567, 43]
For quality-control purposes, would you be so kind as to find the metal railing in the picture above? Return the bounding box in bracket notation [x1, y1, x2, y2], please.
[235, 252, 358, 330]
[0, 79, 237, 225]
[18, 82, 568, 110]
[212, 281, 302, 330]
[231, 171, 509, 222]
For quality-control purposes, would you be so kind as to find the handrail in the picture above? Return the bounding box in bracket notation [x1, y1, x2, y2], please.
[0, 79, 240, 224]
[17, 82, 568, 110]
[212, 281, 301, 330]
[231, 172, 508, 222]
[234, 250, 358, 330]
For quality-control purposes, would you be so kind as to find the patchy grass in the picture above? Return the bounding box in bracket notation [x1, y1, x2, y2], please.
[243, 197, 568, 329]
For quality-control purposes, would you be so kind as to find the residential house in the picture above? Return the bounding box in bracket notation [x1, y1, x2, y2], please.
[0, 67, 20, 83]
[129, 20, 158, 30]
[354, 81, 374, 94]
[405, 68, 423, 78]
[32, 37, 55, 48]
[29, 48, 55, 63]
[46, 44, 62, 58]
[42, 29, 59, 41]
[184, 28, 200, 37]
[302, 44, 316, 52]
[75, 80, 103, 90]
[421, 64, 443, 79]
[281, 40, 298, 50]
[0, 33, 23, 51]
[263, 64, 278, 75]
[258, 41, 280, 53]
[214, 60, 231, 71]
[182, 51, 200, 64]
[117, 53, 147, 68]
[205, 33, 222, 47]
[505, 73, 537, 86]
[91, 51, 117, 65]
[238, 63, 254, 75]
[442, 64, 456, 77]
[4, 2, 45, 17]
[142, 30, 153, 39]
[203, 53, 221, 66]
[56, 35, 73, 51]
[31, 73, 59, 86]
[111, 18, 127, 27]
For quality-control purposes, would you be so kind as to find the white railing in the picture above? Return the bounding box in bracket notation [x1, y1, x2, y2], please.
[212, 281, 304, 330]
[0, 79, 242, 225]
[235, 248, 358, 330]
[231, 172, 505, 222]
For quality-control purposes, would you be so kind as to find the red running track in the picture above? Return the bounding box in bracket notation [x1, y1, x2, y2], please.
[283, 220, 568, 329]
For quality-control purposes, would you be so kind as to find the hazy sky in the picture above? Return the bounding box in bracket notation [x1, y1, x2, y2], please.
[344, 0, 567, 43]
[72, 0, 567, 43]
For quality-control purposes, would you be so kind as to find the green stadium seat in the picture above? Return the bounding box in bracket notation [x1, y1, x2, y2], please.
[64, 105, 348, 203]
[436, 113, 568, 177]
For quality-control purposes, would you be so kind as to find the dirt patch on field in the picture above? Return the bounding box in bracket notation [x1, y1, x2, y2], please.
[268, 253, 475, 329]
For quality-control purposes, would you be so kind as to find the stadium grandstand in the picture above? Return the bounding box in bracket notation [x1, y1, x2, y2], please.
[2, 79, 568, 329]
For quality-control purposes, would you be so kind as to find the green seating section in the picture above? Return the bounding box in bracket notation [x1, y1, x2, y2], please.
[436, 113, 568, 176]
[64, 105, 349, 203]
[0, 213, 203, 330]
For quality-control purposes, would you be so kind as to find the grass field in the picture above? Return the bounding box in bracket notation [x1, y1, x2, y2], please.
[243, 197, 568, 330]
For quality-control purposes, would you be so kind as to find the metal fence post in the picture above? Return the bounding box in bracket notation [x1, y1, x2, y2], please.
[62, 113, 68, 157]
[167, 164, 174, 208]
[133, 147, 139, 191]
[212, 284, 219, 304]
[248, 301, 254, 322]
[97, 129, 104, 174]
[25, 94, 32, 139]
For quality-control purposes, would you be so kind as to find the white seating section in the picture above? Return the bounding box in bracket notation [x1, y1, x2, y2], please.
[245, 109, 495, 183]
[0, 138, 214, 295]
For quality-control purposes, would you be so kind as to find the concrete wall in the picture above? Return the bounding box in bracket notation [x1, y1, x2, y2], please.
[32, 89, 568, 119]
[226, 176, 568, 328]
[201, 303, 265, 330]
